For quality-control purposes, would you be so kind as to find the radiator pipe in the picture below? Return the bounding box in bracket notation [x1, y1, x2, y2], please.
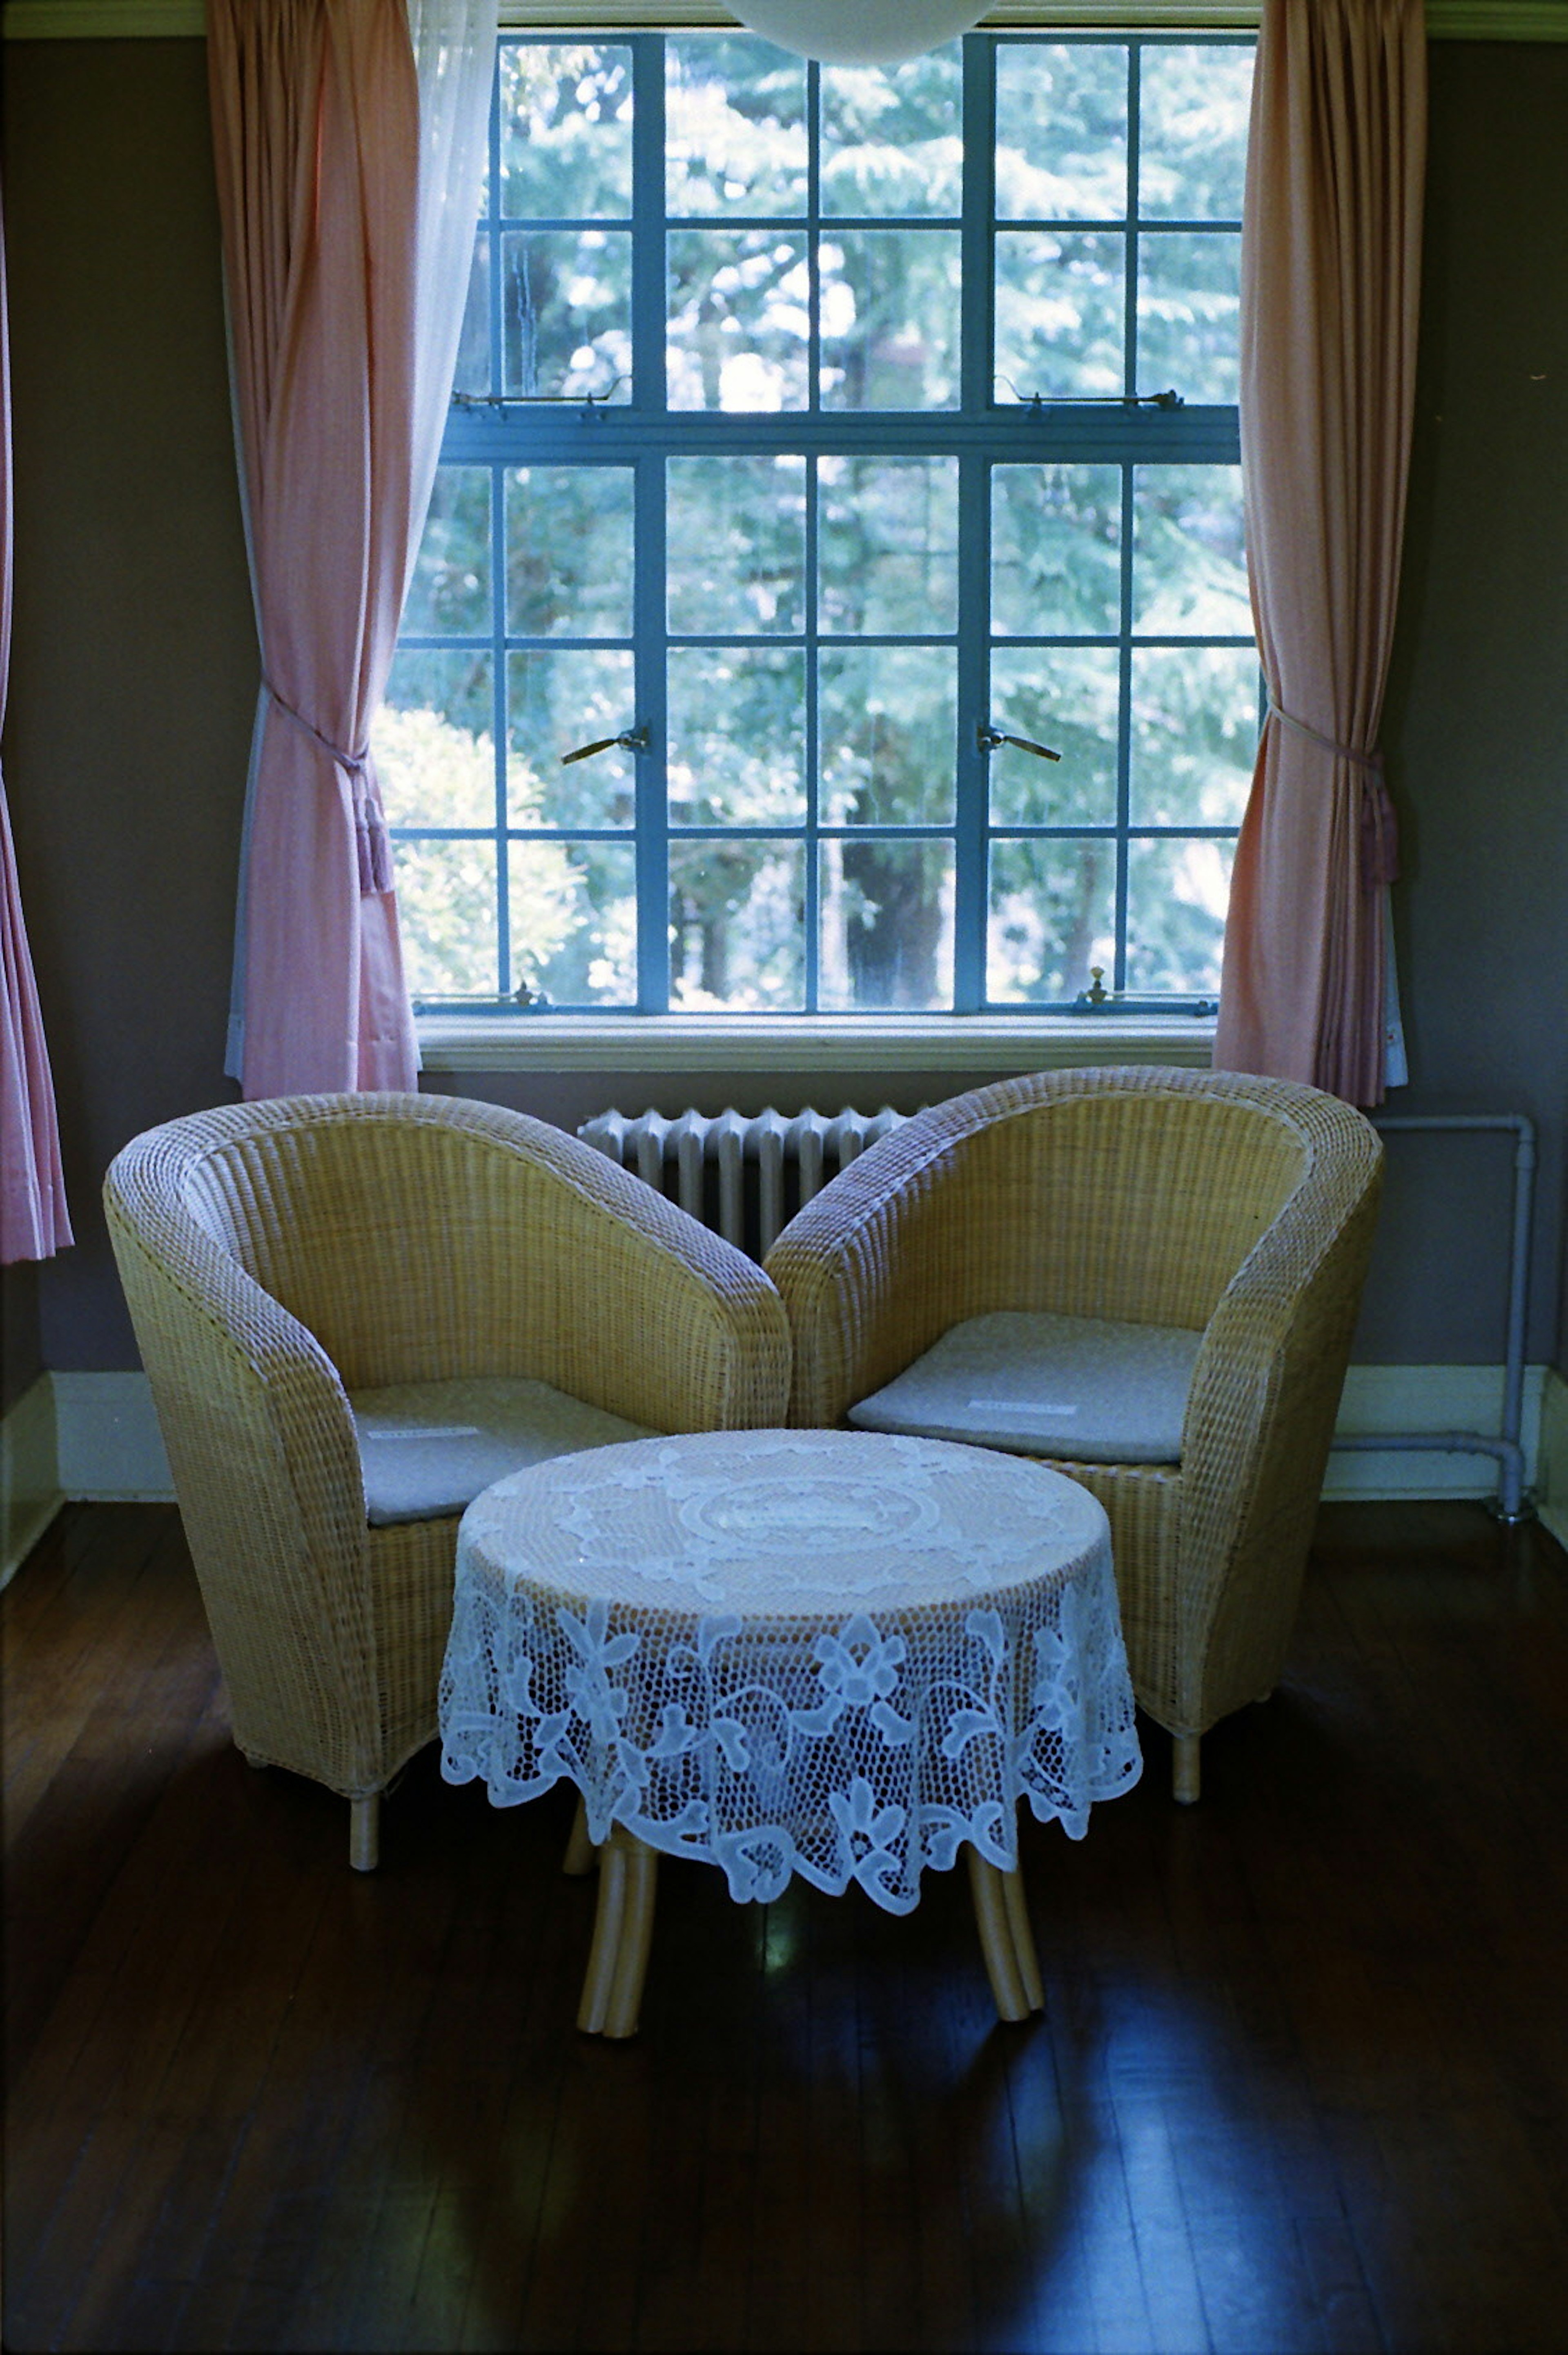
[1330, 1112, 1537, 1524]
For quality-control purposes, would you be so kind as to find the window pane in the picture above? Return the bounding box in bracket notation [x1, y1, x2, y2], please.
[501, 231, 630, 402]
[667, 231, 810, 411]
[819, 456, 958, 635]
[668, 455, 806, 635]
[1124, 837, 1233, 994]
[819, 230, 960, 410]
[1129, 646, 1257, 827]
[988, 646, 1119, 824]
[507, 650, 637, 827]
[994, 231, 1125, 400]
[501, 45, 633, 219]
[452, 234, 490, 400]
[667, 648, 806, 826]
[821, 48, 963, 218]
[666, 37, 808, 216]
[1132, 464, 1248, 634]
[1138, 45, 1251, 222]
[819, 648, 956, 825]
[991, 463, 1121, 637]
[669, 839, 805, 1009]
[820, 838, 954, 1010]
[378, 652, 494, 827]
[995, 44, 1128, 221]
[1137, 231, 1240, 403]
[406, 467, 491, 637]
[394, 838, 499, 999]
[988, 838, 1116, 1002]
[514, 840, 637, 1005]
[506, 467, 633, 639]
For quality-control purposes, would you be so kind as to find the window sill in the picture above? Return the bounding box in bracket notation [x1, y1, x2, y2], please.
[417, 1010, 1218, 1077]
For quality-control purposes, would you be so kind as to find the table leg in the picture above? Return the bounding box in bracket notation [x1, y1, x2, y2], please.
[562, 1793, 597, 1876]
[967, 1850, 1043, 2024]
[577, 1824, 659, 2039]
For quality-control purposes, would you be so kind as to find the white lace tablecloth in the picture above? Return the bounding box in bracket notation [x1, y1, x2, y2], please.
[439, 1428, 1141, 1913]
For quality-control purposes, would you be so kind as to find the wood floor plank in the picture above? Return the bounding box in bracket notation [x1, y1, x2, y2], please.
[7, 1502, 1568, 2354]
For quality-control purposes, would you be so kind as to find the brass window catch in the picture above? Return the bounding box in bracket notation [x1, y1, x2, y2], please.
[977, 722, 1061, 763]
[561, 725, 650, 766]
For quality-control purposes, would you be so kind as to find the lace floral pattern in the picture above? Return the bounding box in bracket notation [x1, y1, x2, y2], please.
[440, 1430, 1141, 1912]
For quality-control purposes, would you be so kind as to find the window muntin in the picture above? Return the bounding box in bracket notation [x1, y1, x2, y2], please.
[384, 31, 1254, 1018]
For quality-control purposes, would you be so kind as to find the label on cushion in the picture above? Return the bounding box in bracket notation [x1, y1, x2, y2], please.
[846, 1310, 1202, 1464]
[349, 1376, 653, 1525]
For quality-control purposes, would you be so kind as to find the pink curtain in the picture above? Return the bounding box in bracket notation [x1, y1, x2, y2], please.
[0, 189, 72, 1264]
[1214, 0, 1425, 1108]
[207, 0, 423, 1097]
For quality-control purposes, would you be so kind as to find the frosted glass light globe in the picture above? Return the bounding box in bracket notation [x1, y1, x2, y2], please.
[729, 2, 987, 68]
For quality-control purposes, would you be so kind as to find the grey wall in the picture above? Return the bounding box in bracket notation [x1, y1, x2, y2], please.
[2, 35, 1564, 1381]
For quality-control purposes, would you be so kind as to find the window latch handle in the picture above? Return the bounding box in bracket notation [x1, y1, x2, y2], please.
[978, 721, 1061, 763]
[561, 725, 649, 766]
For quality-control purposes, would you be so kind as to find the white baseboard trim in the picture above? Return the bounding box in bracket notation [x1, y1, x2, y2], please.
[1538, 1367, 1568, 1549]
[5, 1363, 1553, 1530]
[1, 1375, 65, 1589]
[1322, 1363, 1547, 1504]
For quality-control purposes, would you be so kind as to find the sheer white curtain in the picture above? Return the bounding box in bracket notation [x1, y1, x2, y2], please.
[408, 0, 496, 548]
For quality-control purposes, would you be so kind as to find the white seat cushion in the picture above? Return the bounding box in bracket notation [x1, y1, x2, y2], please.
[348, 1375, 655, 1526]
[846, 1310, 1203, 1464]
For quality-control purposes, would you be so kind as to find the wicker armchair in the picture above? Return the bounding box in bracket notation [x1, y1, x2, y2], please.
[106, 1092, 791, 1868]
[765, 1067, 1383, 1801]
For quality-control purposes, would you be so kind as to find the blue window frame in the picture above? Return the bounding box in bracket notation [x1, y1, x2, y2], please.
[381, 30, 1256, 1017]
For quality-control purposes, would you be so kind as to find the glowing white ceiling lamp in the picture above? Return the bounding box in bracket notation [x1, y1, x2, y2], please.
[728, 2, 988, 68]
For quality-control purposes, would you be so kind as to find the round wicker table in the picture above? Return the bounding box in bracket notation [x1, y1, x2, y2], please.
[439, 1428, 1140, 2036]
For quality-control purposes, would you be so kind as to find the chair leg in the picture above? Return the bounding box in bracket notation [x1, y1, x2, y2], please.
[562, 1793, 598, 1876]
[349, 1794, 380, 1872]
[1172, 1733, 1201, 1805]
[967, 1850, 1038, 2023]
[578, 1824, 658, 2039]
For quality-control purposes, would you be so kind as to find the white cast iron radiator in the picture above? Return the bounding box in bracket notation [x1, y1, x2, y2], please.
[577, 1106, 908, 1259]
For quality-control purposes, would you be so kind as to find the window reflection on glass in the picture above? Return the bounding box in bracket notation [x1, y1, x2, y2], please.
[669, 839, 805, 1010]
[402, 468, 492, 636]
[1138, 45, 1251, 222]
[378, 652, 494, 828]
[819, 838, 954, 1011]
[514, 840, 638, 1005]
[994, 43, 1128, 222]
[821, 46, 962, 218]
[1129, 646, 1258, 828]
[994, 230, 1125, 400]
[666, 37, 808, 217]
[394, 837, 501, 999]
[507, 650, 637, 828]
[819, 231, 961, 410]
[1125, 836, 1234, 995]
[506, 467, 634, 636]
[819, 649, 956, 827]
[819, 456, 958, 635]
[1137, 231, 1241, 403]
[666, 648, 807, 827]
[991, 463, 1121, 638]
[668, 455, 806, 635]
[988, 648, 1119, 827]
[1132, 465, 1248, 634]
[501, 231, 630, 403]
[667, 231, 811, 410]
[501, 45, 633, 219]
[988, 838, 1115, 1002]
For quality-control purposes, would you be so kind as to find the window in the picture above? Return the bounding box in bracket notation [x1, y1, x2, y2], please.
[379, 31, 1255, 1021]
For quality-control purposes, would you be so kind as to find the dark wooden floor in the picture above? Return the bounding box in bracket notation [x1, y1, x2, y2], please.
[7, 1499, 1568, 2353]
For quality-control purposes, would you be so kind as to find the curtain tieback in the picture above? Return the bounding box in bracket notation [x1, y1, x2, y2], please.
[263, 682, 394, 897]
[1267, 698, 1400, 891]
